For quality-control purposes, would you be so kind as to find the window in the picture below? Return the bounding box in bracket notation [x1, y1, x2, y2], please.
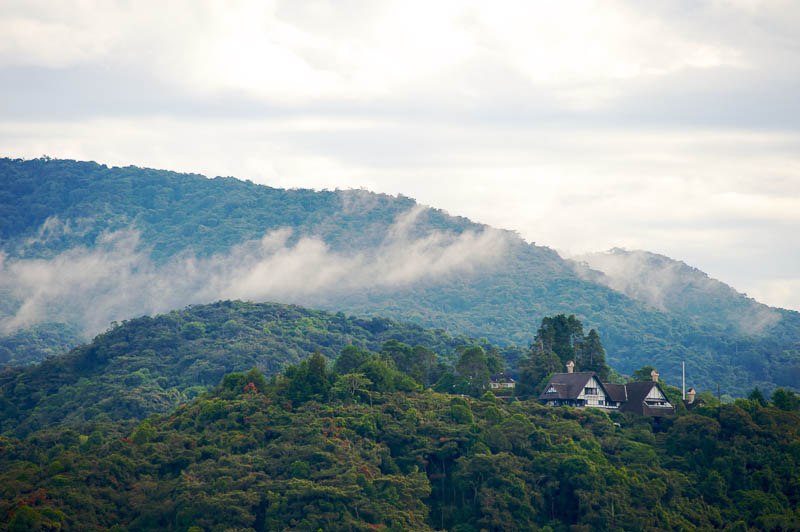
[584, 387, 598, 395]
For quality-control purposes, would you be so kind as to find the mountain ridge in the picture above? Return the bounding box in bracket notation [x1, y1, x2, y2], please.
[571, 247, 785, 334]
[1, 157, 798, 395]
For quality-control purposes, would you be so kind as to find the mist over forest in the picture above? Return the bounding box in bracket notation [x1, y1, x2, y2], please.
[4, 2, 800, 530]
[1, 158, 799, 532]
[1, 212, 508, 336]
[2, 157, 799, 397]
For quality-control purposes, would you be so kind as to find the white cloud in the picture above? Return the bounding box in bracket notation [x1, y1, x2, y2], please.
[3, 118, 800, 312]
[1, 0, 799, 312]
[0, 0, 763, 106]
[569, 248, 783, 334]
[0, 211, 509, 335]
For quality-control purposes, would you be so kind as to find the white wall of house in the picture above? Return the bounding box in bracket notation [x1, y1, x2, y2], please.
[645, 385, 672, 407]
[577, 376, 610, 407]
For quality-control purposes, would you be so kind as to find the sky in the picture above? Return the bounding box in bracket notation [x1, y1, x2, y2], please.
[1, 0, 799, 311]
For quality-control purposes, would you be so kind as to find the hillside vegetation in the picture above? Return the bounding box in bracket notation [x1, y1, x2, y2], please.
[1, 157, 799, 395]
[0, 301, 479, 436]
[1, 359, 799, 531]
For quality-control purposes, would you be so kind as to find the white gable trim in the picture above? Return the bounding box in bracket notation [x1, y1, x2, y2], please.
[646, 386, 666, 400]
[577, 376, 609, 406]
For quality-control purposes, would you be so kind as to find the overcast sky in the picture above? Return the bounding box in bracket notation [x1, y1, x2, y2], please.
[1, 0, 799, 311]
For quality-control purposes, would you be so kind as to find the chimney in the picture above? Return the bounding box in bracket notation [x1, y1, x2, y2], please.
[651, 369, 659, 383]
[687, 388, 696, 404]
[566, 361, 575, 374]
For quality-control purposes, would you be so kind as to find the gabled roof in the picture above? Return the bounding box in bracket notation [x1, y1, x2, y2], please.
[603, 383, 628, 402]
[619, 381, 674, 417]
[623, 381, 657, 403]
[539, 372, 596, 400]
[538, 371, 676, 416]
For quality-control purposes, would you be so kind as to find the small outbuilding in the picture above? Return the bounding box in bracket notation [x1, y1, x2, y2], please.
[682, 387, 704, 410]
[490, 373, 516, 390]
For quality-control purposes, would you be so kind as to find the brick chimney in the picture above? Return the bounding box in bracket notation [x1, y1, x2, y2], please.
[651, 369, 659, 383]
[687, 387, 696, 404]
[566, 361, 575, 374]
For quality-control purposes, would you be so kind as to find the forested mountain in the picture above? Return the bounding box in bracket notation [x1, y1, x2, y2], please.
[2, 356, 799, 531]
[1, 157, 799, 395]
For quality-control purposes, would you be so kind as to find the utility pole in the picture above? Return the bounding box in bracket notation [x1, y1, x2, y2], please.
[682, 361, 685, 400]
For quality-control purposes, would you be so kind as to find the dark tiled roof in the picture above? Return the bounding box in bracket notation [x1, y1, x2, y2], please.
[623, 381, 656, 402]
[604, 383, 628, 402]
[683, 398, 705, 411]
[538, 372, 594, 400]
[539, 373, 676, 417]
[542, 383, 568, 398]
[620, 381, 675, 417]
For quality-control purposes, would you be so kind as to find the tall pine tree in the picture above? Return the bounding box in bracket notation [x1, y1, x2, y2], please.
[578, 328, 609, 381]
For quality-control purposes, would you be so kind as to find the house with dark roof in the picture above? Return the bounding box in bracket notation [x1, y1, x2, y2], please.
[539, 372, 618, 408]
[489, 373, 516, 391]
[539, 364, 675, 416]
[618, 379, 673, 416]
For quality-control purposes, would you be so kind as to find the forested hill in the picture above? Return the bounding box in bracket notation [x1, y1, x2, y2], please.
[2, 360, 799, 531]
[1, 157, 799, 395]
[0, 300, 479, 436]
[0, 301, 490, 432]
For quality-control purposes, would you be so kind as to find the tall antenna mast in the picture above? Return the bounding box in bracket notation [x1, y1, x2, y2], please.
[682, 361, 685, 400]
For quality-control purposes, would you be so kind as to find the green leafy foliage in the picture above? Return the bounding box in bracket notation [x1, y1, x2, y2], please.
[1, 362, 798, 532]
[516, 315, 611, 398]
[0, 322, 84, 367]
[0, 301, 476, 435]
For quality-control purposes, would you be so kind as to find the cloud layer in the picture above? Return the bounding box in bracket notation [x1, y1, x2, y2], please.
[0, 209, 509, 335]
[571, 248, 782, 334]
[1, 1, 799, 310]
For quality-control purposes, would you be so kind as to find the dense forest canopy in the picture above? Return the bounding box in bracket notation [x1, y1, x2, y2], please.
[0, 301, 497, 436]
[1, 295, 798, 531]
[0, 307, 634, 439]
[1, 344, 799, 531]
[1, 157, 799, 395]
